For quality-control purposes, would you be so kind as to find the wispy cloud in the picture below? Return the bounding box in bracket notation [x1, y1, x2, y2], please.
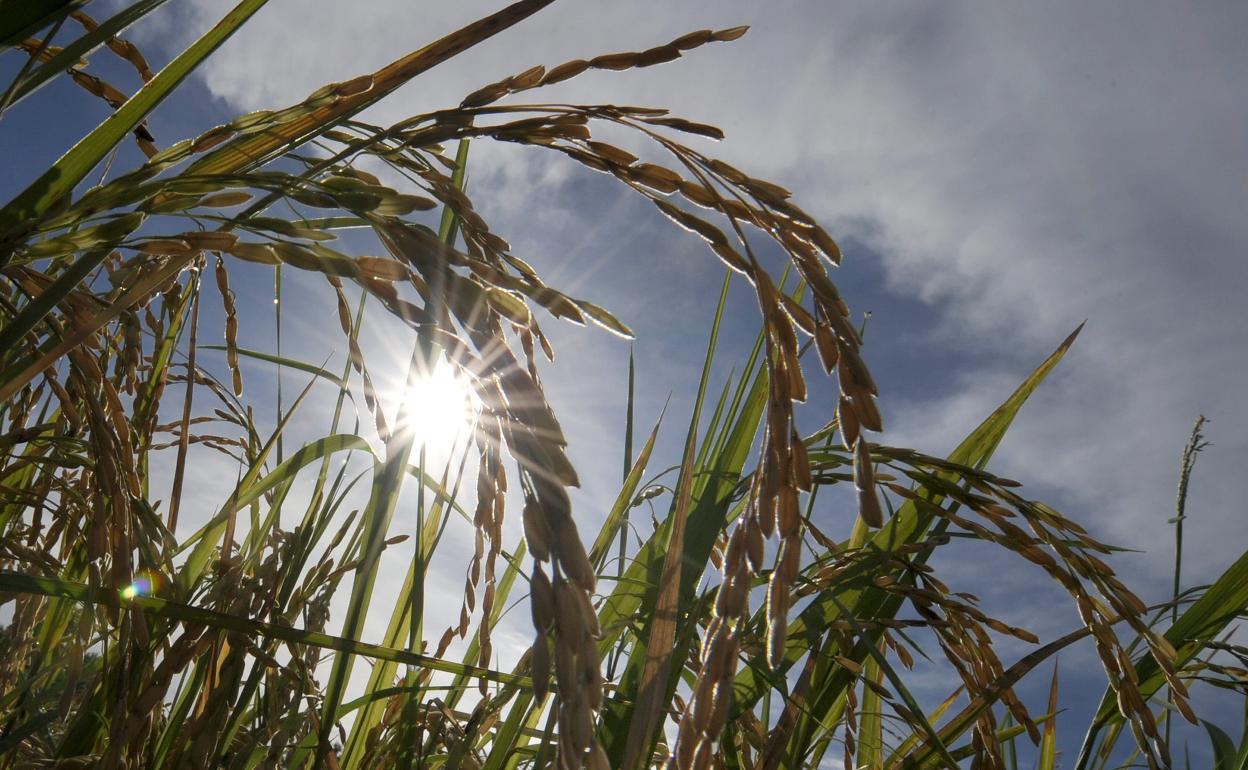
[132, 2, 1248, 730]
[156, 0, 1247, 577]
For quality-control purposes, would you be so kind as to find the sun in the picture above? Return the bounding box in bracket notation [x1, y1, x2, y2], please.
[395, 355, 480, 462]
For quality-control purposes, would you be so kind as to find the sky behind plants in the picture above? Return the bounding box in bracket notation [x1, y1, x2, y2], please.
[3, 0, 1246, 764]
[136, 0, 1248, 561]
[127, 0, 1248, 582]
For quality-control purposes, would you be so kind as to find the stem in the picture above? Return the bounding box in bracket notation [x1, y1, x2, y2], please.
[167, 267, 202, 533]
[1166, 414, 1208, 749]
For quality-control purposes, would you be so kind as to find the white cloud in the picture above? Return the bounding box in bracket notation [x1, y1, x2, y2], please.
[164, 0, 1246, 557]
[131, 0, 1248, 734]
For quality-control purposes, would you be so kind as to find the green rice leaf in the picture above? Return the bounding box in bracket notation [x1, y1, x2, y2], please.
[0, 0, 273, 252]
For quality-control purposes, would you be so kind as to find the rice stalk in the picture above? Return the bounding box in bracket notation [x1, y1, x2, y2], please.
[1, 4, 1245, 770]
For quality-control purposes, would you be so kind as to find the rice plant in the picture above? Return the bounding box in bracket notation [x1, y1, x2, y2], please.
[1, 2, 1244, 769]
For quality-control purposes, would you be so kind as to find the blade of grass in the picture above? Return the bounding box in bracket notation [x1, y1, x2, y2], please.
[829, 592, 960, 770]
[1038, 664, 1060, 770]
[183, 1, 547, 180]
[733, 324, 1085, 717]
[0, 0, 86, 50]
[2, 0, 170, 109]
[0, 572, 528, 686]
[620, 430, 697, 770]
[601, 270, 734, 762]
[1075, 547, 1248, 768]
[338, 466, 465, 769]
[882, 688, 963, 767]
[175, 431, 374, 592]
[0, 0, 274, 252]
[200, 344, 350, 391]
[589, 412, 663, 571]
[754, 326, 1085, 767]
[857, 650, 885, 770]
[316, 119, 475, 767]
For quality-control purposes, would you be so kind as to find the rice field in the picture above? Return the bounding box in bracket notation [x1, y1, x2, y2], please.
[1, 3, 1245, 769]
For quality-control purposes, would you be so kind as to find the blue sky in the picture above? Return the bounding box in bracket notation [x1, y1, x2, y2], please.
[3, 1, 1246, 765]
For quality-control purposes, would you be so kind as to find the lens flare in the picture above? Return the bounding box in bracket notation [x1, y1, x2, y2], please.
[120, 573, 158, 600]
